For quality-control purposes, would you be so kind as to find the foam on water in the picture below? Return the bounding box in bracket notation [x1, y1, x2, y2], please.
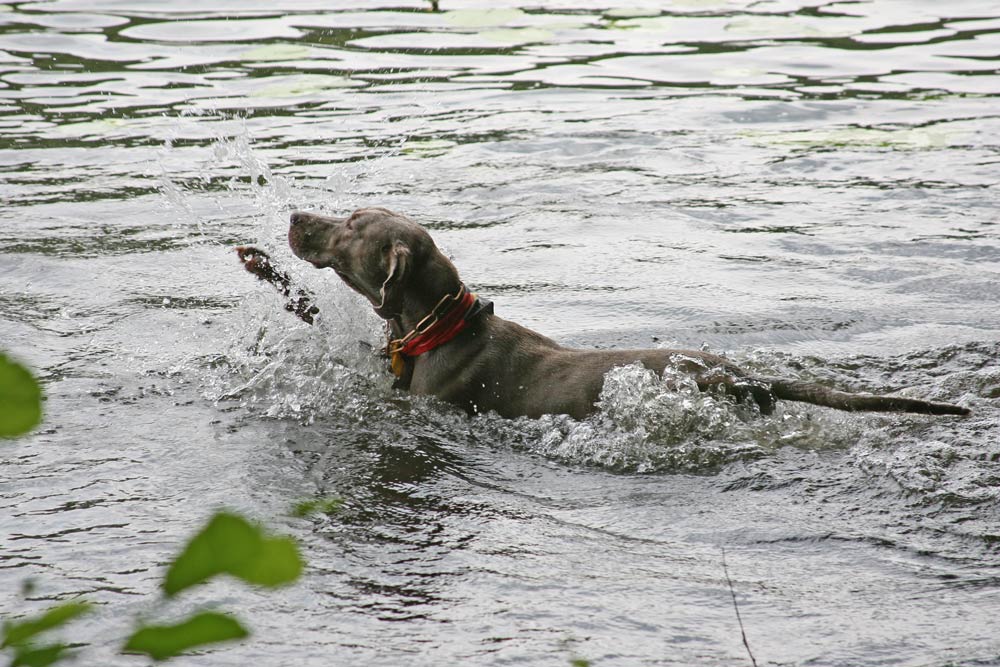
[148, 116, 987, 486]
[517, 361, 857, 473]
[215, 282, 862, 474]
[217, 288, 390, 422]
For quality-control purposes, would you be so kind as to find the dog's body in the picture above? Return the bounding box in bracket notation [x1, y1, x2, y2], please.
[284, 207, 969, 419]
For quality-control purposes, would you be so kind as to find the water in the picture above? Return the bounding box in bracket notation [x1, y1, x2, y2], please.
[2, 1, 999, 665]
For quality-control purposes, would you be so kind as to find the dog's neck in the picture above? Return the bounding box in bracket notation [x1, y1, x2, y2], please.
[394, 255, 464, 333]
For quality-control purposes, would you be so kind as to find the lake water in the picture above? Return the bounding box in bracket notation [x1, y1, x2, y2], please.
[2, 1, 999, 665]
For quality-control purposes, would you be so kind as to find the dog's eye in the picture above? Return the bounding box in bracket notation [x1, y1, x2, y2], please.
[381, 244, 391, 253]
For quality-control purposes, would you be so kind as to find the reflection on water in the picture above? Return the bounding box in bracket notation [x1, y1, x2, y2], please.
[2, 2, 999, 666]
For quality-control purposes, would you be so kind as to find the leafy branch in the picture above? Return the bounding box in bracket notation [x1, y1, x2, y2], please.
[1, 353, 309, 665]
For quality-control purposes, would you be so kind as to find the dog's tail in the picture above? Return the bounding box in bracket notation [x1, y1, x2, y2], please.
[765, 378, 970, 416]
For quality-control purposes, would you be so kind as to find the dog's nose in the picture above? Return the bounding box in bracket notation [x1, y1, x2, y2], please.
[289, 211, 305, 226]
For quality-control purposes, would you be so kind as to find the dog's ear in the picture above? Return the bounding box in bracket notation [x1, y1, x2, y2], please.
[375, 241, 410, 319]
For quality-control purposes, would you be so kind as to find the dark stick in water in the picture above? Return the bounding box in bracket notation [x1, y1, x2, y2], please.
[236, 246, 319, 325]
[722, 547, 758, 667]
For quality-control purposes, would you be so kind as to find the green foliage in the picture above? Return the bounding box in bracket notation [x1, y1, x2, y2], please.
[290, 496, 342, 518]
[0, 353, 80, 667]
[1, 602, 92, 649]
[2, 602, 92, 667]
[163, 511, 302, 597]
[0, 350, 305, 664]
[123, 612, 249, 661]
[0, 353, 42, 438]
[131, 512, 301, 659]
[569, 659, 592, 667]
[2, 512, 304, 665]
[9, 643, 70, 667]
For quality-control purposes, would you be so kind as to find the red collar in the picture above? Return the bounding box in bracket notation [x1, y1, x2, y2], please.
[387, 285, 489, 377]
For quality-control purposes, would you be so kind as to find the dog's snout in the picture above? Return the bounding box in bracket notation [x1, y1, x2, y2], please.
[289, 211, 306, 226]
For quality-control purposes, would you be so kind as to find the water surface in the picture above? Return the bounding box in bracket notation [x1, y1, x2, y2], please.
[2, 2, 999, 665]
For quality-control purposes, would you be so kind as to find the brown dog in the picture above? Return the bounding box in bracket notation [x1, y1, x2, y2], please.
[284, 207, 969, 419]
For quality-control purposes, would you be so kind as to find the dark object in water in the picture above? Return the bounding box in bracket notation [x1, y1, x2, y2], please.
[236, 246, 319, 325]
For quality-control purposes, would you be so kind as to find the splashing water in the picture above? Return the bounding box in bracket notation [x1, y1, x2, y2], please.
[160, 128, 870, 476]
[513, 362, 855, 473]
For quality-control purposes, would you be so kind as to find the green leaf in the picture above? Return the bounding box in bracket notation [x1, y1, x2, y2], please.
[162, 512, 259, 596]
[163, 512, 302, 597]
[123, 612, 249, 661]
[10, 643, 70, 667]
[290, 496, 342, 518]
[0, 354, 42, 438]
[228, 535, 302, 588]
[2, 602, 92, 649]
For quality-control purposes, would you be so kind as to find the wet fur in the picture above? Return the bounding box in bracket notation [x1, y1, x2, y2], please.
[283, 207, 969, 419]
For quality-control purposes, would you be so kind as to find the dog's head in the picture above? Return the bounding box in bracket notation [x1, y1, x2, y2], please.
[288, 207, 454, 319]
